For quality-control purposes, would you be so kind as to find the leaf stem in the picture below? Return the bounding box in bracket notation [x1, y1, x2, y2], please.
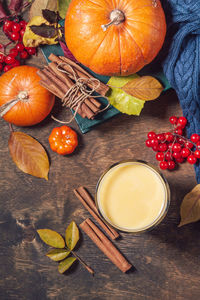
[71, 250, 94, 275]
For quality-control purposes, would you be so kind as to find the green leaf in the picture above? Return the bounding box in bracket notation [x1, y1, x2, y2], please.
[65, 221, 79, 250]
[106, 75, 145, 115]
[58, 257, 76, 273]
[58, 0, 71, 19]
[46, 248, 70, 261]
[37, 229, 65, 248]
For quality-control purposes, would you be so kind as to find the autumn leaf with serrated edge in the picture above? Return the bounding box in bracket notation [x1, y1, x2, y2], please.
[179, 184, 200, 227]
[9, 131, 49, 180]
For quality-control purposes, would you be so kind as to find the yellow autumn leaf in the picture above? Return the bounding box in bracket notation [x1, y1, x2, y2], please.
[23, 15, 62, 47]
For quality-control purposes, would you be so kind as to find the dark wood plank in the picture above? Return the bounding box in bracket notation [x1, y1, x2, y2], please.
[0, 46, 199, 300]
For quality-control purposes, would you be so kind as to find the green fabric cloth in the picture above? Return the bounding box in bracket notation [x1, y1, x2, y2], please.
[41, 41, 170, 134]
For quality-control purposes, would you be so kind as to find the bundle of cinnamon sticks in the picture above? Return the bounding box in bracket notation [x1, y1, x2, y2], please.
[37, 54, 109, 120]
[74, 186, 132, 273]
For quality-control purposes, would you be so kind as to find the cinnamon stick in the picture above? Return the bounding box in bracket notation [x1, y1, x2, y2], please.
[48, 62, 100, 114]
[46, 66, 99, 119]
[73, 187, 119, 240]
[38, 68, 95, 119]
[48, 53, 109, 96]
[80, 218, 132, 273]
[59, 56, 109, 96]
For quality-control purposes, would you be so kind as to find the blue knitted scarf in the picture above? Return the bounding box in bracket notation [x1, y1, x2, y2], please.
[161, 0, 200, 182]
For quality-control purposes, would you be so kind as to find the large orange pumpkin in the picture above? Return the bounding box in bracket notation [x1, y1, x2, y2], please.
[65, 0, 166, 76]
[0, 66, 55, 126]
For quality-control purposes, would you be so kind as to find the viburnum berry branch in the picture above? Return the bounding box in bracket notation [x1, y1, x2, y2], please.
[146, 116, 200, 170]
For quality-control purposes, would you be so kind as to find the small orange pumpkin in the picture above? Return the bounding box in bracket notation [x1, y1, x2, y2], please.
[0, 66, 55, 126]
[65, 0, 166, 76]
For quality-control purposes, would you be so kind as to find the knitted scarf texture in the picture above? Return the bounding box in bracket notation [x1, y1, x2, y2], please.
[161, 0, 200, 182]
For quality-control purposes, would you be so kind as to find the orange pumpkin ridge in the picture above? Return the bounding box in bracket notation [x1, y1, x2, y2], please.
[65, 0, 166, 76]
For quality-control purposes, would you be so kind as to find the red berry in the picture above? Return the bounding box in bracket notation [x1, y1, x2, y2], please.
[168, 160, 176, 170]
[157, 134, 165, 141]
[3, 65, 12, 72]
[187, 155, 197, 164]
[165, 151, 173, 161]
[177, 116, 187, 128]
[151, 138, 159, 147]
[9, 48, 18, 57]
[194, 149, 200, 159]
[169, 116, 178, 125]
[12, 22, 21, 33]
[152, 145, 159, 152]
[168, 143, 173, 150]
[172, 143, 182, 152]
[176, 157, 184, 163]
[158, 143, 168, 152]
[160, 161, 168, 170]
[16, 43, 24, 52]
[20, 29, 25, 38]
[25, 47, 36, 55]
[190, 134, 200, 143]
[173, 151, 181, 159]
[148, 131, 156, 139]
[11, 60, 20, 67]
[20, 50, 29, 59]
[185, 141, 194, 149]
[10, 32, 20, 41]
[165, 132, 174, 142]
[177, 137, 185, 145]
[146, 139, 152, 147]
[181, 148, 190, 158]
[196, 141, 200, 149]
[4, 55, 15, 64]
[156, 152, 164, 161]
[19, 20, 27, 28]
[174, 128, 183, 135]
[0, 63, 3, 71]
[3, 20, 13, 32]
[0, 53, 5, 63]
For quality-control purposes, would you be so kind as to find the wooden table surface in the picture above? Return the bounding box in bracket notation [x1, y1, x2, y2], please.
[0, 47, 200, 300]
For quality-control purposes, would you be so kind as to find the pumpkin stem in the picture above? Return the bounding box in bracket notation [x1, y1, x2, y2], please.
[18, 91, 29, 102]
[101, 9, 125, 32]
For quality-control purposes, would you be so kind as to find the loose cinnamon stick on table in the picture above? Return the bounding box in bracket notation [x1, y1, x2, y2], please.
[80, 218, 132, 273]
[73, 186, 119, 240]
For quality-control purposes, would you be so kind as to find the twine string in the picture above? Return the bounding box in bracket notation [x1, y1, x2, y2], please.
[51, 63, 110, 124]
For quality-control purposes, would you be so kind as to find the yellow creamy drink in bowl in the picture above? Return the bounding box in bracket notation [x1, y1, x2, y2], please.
[95, 160, 170, 233]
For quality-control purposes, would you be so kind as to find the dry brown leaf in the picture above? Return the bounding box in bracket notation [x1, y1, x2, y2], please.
[29, 0, 57, 19]
[178, 184, 200, 227]
[9, 132, 49, 180]
[122, 75, 164, 101]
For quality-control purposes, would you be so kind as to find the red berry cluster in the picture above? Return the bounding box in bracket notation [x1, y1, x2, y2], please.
[0, 19, 36, 72]
[146, 116, 200, 170]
